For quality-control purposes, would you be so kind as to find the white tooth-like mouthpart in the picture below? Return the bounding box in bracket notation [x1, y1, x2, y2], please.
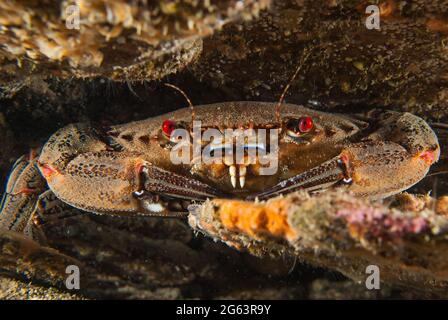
[239, 177, 245, 188]
[230, 165, 237, 188]
[239, 165, 246, 188]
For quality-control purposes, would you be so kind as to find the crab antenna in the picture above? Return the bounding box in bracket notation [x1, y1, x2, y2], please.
[275, 49, 313, 124]
[430, 122, 448, 130]
[164, 83, 195, 124]
[427, 171, 448, 177]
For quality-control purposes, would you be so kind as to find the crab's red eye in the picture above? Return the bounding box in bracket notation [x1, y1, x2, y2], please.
[298, 117, 313, 133]
[162, 120, 176, 137]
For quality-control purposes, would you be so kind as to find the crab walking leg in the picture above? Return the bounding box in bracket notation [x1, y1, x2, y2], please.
[23, 190, 78, 244]
[0, 156, 46, 233]
[0, 155, 75, 243]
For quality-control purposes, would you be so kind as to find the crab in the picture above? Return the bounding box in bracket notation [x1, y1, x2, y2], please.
[0, 101, 441, 248]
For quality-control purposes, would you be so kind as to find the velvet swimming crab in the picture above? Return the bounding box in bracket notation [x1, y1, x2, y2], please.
[0, 101, 441, 247]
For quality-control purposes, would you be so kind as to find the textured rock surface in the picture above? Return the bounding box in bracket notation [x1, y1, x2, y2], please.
[0, 276, 84, 300]
[308, 279, 391, 300]
[189, 191, 448, 297]
[0, 215, 314, 299]
[0, 0, 269, 85]
[192, 0, 448, 120]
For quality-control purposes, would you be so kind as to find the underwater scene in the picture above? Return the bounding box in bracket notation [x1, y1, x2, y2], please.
[0, 0, 448, 301]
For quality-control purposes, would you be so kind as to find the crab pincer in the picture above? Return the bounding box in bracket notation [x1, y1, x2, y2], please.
[249, 111, 440, 201]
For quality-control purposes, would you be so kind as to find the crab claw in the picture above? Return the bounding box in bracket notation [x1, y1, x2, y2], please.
[248, 140, 440, 201]
[40, 149, 226, 217]
[248, 111, 440, 201]
[137, 164, 227, 202]
[246, 155, 349, 201]
[132, 163, 228, 216]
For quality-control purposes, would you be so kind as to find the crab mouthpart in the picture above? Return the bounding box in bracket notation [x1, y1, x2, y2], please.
[205, 142, 274, 190]
[228, 164, 248, 189]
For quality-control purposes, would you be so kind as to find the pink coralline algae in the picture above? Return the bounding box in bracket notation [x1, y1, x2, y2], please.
[335, 204, 429, 241]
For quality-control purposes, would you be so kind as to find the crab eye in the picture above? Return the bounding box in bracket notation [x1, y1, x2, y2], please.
[298, 116, 313, 133]
[162, 120, 176, 137]
[286, 117, 314, 136]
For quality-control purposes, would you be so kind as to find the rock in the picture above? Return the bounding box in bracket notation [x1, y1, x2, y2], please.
[0, 114, 16, 184]
[0, 276, 85, 300]
[308, 279, 390, 300]
[189, 191, 448, 297]
[0, 0, 270, 84]
[193, 0, 448, 120]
